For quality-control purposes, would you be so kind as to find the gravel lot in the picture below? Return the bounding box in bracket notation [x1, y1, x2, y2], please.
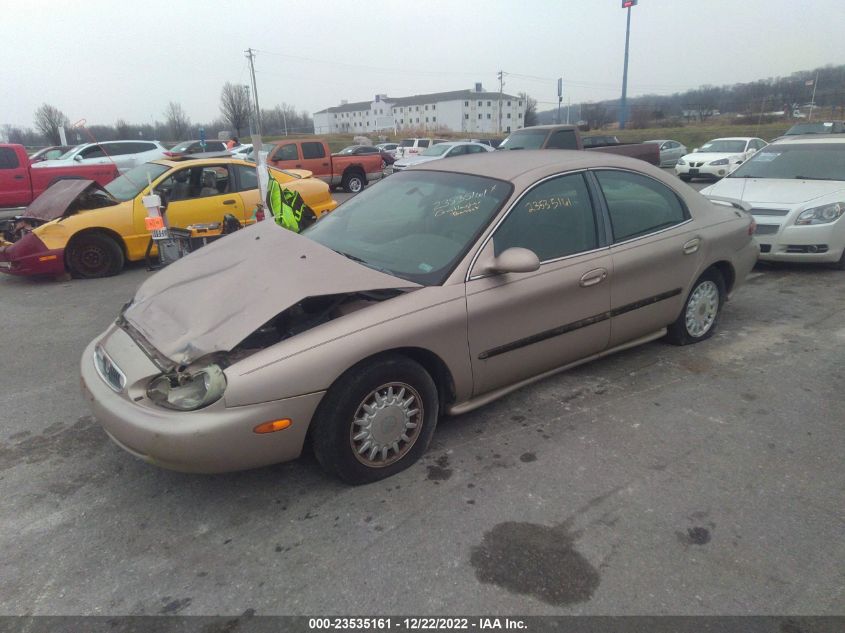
[0, 176, 843, 616]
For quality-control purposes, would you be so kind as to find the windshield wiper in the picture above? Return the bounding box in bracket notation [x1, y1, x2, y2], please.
[334, 250, 394, 275]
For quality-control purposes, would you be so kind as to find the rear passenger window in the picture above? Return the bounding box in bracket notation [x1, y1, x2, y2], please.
[301, 142, 325, 159]
[0, 148, 20, 169]
[595, 170, 687, 242]
[418, 140, 430, 148]
[234, 164, 258, 191]
[547, 130, 577, 149]
[494, 173, 598, 261]
[80, 145, 106, 159]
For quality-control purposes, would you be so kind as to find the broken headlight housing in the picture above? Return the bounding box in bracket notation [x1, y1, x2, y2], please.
[147, 364, 227, 411]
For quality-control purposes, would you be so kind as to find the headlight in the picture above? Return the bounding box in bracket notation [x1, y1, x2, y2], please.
[709, 158, 730, 166]
[147, 364, 227, 410]
[795, 202, 845, 225]
[676, 158, 686, 165]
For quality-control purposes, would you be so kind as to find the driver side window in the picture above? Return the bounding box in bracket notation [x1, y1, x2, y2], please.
[494, 173, 598, 261]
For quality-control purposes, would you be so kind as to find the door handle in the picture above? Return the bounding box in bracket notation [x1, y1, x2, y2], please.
[13, 175, 24, 180]
[322, 162, 329, 167]
[223, 199, 236, 205]
[579, 268, 608, 287]
[683, 238, 701, 254]
[295, 164, 302, 168]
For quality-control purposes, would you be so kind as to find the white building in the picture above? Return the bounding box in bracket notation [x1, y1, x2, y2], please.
[314, 84, 526, 136]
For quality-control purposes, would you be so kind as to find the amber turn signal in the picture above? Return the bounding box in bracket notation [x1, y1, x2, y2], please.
[253, 418, 292, 434]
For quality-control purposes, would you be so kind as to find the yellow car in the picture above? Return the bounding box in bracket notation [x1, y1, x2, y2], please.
[0, 157, 337, 278]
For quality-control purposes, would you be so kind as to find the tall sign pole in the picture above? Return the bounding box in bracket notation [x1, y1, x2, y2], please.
[619, 0, 637, 130]
[497, 70, 504, 135]
[245, 48, 268, 204]
[557, 78, 563, 124]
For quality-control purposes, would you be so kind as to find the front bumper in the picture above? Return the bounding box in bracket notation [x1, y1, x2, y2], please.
[80, 330, 325, 473]
[0, 233, 66, 277]
[754, 220, 845, 263]
[675, 163, 732, 179]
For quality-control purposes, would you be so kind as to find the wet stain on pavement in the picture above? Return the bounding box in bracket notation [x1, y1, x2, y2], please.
[426, 454, 452, 481]
[677, 526, 712, 546]
[470, 522, 599, 606]
[0, 416, 106, 471]
[519, 452, 537, 463]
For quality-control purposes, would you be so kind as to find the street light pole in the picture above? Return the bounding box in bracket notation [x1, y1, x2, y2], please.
[619, 0, 637, 130]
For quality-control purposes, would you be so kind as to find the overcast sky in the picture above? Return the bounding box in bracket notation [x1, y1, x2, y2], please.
[3, 0, 844, 129]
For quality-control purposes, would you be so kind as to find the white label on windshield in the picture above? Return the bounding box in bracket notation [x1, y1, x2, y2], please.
[754, 152, 780, 162]
[823, 122, 833, 126]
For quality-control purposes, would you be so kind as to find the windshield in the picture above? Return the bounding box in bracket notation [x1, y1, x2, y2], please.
[498, 130, 548, 150]
[728, 144, 845, 181]
[697, 140, 747, 153]
[421, 144, 451, 157]
[302, 171, 512, 285]
[399, 139, 415, 147]
[57, 146, 82, 160]
[104, 163, 170, 201]
[337, 146, 359, 155]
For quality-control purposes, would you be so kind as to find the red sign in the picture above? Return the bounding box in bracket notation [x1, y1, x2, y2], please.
[622, 0, 637, 7]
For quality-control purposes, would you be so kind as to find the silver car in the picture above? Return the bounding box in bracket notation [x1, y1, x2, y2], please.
[81, 151, 758, 484]
[391, 141, 493, 172]
[645, 139, 687, 167]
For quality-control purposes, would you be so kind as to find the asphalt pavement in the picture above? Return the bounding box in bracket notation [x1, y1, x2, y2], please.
[0, 176, 842, 617]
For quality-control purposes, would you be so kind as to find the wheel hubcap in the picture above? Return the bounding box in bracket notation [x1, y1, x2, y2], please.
[685, 280, 719, 337]
[350, 179, 362, 193]
[79, 246, 105, 271]
[350, 382, 423, 468]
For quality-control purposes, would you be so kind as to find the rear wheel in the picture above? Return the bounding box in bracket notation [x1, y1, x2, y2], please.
[666, 269, 725, 345]
[312, 354, 439, 484]
[67, 232, 124, 278]
[831, 248, 845, 270]
[342, 171, 365, 193]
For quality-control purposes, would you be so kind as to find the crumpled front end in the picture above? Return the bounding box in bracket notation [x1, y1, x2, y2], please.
[0, 232, 65, 277]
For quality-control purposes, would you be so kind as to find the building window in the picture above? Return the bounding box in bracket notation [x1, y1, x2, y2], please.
[518, 112, 523, 118]
[487, 113, 491, 119]
[433, 117, 436, 122]
[464, 101, 468, 106]
[478, 101, 482, 106]
[415, 106, 419, 111]
[416, 117, 419, 123]
[465, 114, 469, 120]
[487, 101, 491, 106]
[426, 117, 429, 122]
[432, 104, 436, 110]
[507, 113, 511, 119]
[519, 101, 523, 106]
[478, 114, 482, 119]
[507, 101, 511, 106]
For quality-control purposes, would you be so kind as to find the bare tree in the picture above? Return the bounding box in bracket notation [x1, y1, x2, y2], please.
[164, 102, 190, 141]
[33, 104, 70, 145]
[220, 82, 251, 136]
[520, 92, 538, 127]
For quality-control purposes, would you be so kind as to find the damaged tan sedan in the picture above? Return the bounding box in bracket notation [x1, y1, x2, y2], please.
[81, 151, 758, 484]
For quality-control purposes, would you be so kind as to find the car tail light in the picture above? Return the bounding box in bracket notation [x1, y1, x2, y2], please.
[163, 151, 177, 157]
[748, 217, 756, 235]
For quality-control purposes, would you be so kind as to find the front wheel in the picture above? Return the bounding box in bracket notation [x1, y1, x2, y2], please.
[342, 172, 365, 193]
[312, 354, 439, 484]
[66, 232, 124, 278]
[666, 269, 725, 345]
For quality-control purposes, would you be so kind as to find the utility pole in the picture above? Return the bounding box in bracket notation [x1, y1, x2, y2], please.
[619, 0, 637, 130]
[809, 72, 819, 121]
[244, 47, 267, 204]
[567, 97, 571, 124]
[497, 70, 504, 135]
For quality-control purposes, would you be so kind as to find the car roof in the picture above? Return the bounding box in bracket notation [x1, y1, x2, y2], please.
[150, 156, 256, 168]
[707, 137, 758, 141]
[414, 149, 657, 181]
[770, 134, 845, 145]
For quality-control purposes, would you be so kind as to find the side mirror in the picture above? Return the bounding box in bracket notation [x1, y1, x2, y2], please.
[153, 189, 169, 212]
[480, 247, 541, 275]
[73, 154, 83, 162]
[692, 147, 699, 153]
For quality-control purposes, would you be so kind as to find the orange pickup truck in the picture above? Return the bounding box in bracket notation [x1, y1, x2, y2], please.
[265, 139, 384, 193]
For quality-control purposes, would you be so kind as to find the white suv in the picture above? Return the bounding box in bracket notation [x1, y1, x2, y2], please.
[395, 138, 448, 159]
[33, 140, 167, 173]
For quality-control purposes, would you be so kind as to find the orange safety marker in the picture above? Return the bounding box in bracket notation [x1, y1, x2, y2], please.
[145, 216, 165, 231]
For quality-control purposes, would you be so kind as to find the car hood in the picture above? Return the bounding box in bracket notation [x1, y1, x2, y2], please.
[395, 155, 439, 168]
[122, 221, 420, 366]
[23, 179, 111, 221]
[701, 178, 845, 205]
[683, 152, 742, 162]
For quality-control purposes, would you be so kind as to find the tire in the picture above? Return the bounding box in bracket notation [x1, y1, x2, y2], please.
[830, 249, 845, 270]
[342, 171, 365, 194]
[311, 354, 439, 485]
[679, 174, 692, 182]
[666, 268, 726, 346]
[66, 232, 124, 279]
